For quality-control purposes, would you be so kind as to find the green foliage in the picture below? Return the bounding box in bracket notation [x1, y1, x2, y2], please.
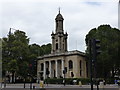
[2, 30, 30, 79]
[40, 44, 51, 56]
[18, 61, 29, 78]
[85, 25, 120, 79]
[105, 78, 115, 84]
[28, 43, 51, 76]
[8, 59, 18, 72]
[2, 30, 51, 81]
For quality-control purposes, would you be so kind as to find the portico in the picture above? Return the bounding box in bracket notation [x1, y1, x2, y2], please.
[42, 59, 65, 79]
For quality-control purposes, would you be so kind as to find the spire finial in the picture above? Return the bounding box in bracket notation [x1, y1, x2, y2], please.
[58, 7, 60, 14]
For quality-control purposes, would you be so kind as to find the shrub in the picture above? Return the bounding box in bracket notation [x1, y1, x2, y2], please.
[44, 78, 90, 85]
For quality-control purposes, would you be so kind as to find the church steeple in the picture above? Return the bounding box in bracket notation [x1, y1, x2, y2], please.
[55, 9, 64, 33]
[51, 10, 68, 54]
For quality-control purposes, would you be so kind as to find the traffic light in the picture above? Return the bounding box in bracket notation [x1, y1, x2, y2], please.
[29, 63, 34, 73]
[63, 67, 67, 74]
[89, 39, 101, 90]
[29, 59, 37, 74]
[92, 39, 101, 58]
[29, 64, 33, 69]
[92, 39, 101, 78]
[34, 60, 37, 68]
[64, 67, 67, 73]
[71, 72, 74, 77]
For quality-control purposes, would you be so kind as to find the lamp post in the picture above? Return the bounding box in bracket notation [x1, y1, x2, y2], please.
[8, 28, 18, 84]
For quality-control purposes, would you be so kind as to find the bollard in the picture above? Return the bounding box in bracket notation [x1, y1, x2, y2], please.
[33, 85, 35, 89]
[40, 81, 44, 88]
[79, 81, 82, 87]
[0, 82, 2, 90]
[99, 81, 104, 88]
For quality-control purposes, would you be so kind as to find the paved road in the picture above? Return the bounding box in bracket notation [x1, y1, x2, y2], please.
[0, 83, 120, 90]
[1, 88, 119, 90]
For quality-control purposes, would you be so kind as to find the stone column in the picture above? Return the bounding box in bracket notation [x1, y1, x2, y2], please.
[55, 60, 58, 78]
[43, 61, 46, 79]
[61, 60, 64, 78]
[49, 61, 51, 78]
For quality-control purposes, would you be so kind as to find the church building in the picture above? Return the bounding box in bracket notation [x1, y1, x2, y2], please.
[37, 10, 88, 80]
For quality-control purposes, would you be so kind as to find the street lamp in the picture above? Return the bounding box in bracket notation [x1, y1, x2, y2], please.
[8, 28, 19, 36]
[8, 28, 18, 84]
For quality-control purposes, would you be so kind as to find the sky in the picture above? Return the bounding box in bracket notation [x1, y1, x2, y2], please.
[0, 0, 119, 52]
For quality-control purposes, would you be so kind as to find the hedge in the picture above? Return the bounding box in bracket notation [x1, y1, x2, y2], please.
[44, 78, 90, 85]
[44, 78, 117, 85]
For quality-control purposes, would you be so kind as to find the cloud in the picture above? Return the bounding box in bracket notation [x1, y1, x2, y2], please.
[85, 2, 102, 6]
[0, 0, 118, 52]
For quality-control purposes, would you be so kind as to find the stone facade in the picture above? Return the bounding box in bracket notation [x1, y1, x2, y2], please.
[37, 11, 88, 80]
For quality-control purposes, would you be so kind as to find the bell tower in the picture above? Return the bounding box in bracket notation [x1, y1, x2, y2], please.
[51, 10, 68, 53]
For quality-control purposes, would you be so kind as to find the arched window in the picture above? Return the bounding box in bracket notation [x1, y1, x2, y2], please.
[69, 60, 73, 69]
[41, 63, 44, 71]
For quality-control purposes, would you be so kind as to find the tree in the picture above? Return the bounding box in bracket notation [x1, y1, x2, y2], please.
[40, 43, 51, 56]
[28, 44, 40, 76]
[2, 30, 51, 82]
[2, 30, 30, 82]
[85, 25, 120, 79]
[28, 43, 51, 76]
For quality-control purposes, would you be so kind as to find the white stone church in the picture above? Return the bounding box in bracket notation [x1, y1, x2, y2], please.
[37, 11, 88, 80]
